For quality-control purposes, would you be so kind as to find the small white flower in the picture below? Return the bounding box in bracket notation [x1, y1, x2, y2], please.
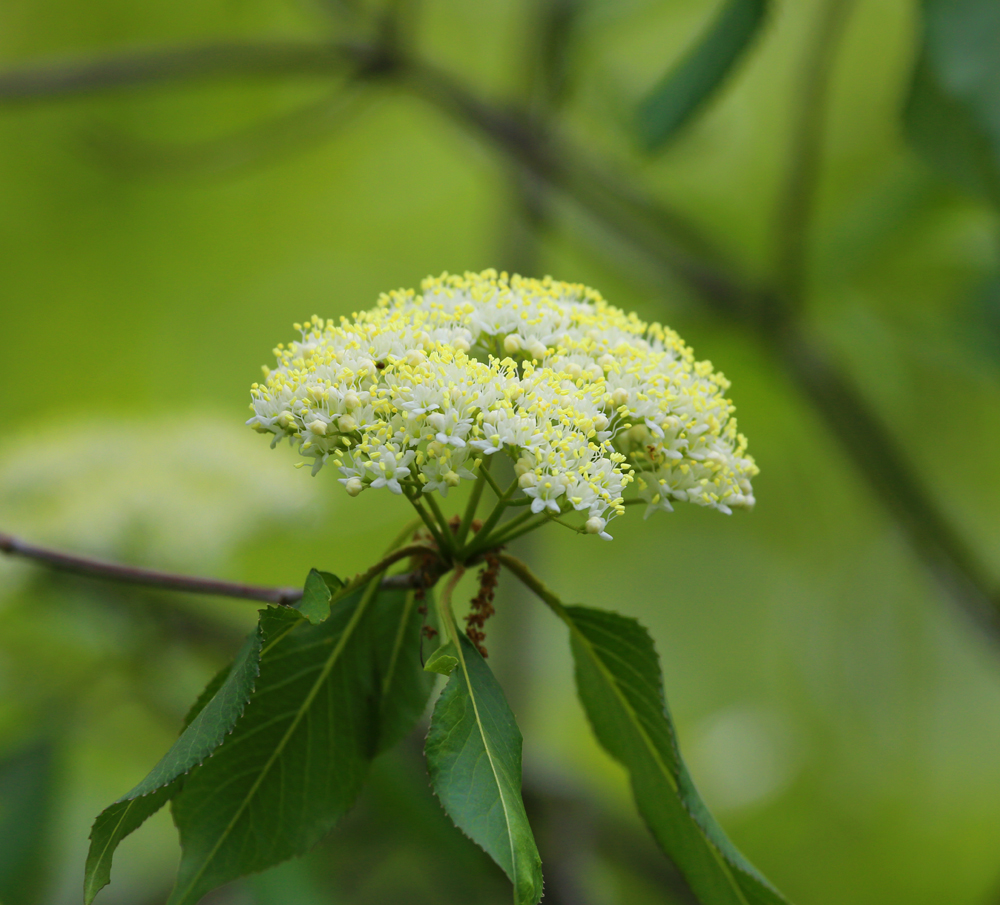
[250, 271, 758, 539]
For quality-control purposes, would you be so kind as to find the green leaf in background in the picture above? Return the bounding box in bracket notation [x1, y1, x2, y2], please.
[166, 584, 382, 905]
[563, 605, 788, 905]
[905, 0, 1000, 205]
[372, 588, 437, 753]
[637, 0, 768, 152]
[84, 628, 263, 905]
[425, 633, 543, 905]
[0, 739, 54, 905]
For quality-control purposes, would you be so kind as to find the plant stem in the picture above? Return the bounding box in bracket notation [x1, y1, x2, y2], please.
[463, 487, 525, 557]
[455, 462, 488, 548]
[436, 566, 466, 647]
[478, 462, 508, 500]
[338, 543, 439, 597]
[486, 513, 549, 549]
[0, 530, 303, 604]
[383, 516, 423, 555]
[497, 552, 567, 621]
[404, 486, 450, 553]
[0, 530, 436, 605]
[422, 491, 456, 556]
[465, 507, 539, 558]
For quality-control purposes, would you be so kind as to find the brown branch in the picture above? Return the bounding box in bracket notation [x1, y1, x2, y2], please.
[0, 531, 436, 604]
[0, 40, 384, 102]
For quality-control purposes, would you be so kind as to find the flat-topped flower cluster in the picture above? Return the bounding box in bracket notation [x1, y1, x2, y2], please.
[248, 270, 757, 539]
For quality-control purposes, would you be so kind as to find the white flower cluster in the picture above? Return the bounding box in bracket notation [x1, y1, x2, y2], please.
[248, 271, 757, 539]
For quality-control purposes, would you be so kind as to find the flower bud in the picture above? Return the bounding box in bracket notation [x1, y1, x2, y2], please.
[344, 476, 364, 496]
[307, 420, 327, 436]
[337, 414, 357, 433]
[503, 334, 522, 354]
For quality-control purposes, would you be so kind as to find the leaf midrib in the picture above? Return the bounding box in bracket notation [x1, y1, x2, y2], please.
[171, 585, 377, 904]
[452, 636, 520, 894]
[567, 614, 752, 905]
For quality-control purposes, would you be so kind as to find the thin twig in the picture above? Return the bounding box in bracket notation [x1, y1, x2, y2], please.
[0, 530, 302, 604]
[0, 40, 380, 101]
[0, 531, 435, 604]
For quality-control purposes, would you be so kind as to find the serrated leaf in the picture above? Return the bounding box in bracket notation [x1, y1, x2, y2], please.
[372, 589, 437, 752]
[296, 569, 334, 625]
[84, 628, 262, 904]
[166, 584, 383, 905]
[563, 605, 788, 905]
[425, 633, 543, 905]
[637, 0, 768, 151]
[0, 739, 54, 905]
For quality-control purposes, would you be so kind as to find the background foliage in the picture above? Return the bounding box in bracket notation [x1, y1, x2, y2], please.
[1, 0, 1000, 903]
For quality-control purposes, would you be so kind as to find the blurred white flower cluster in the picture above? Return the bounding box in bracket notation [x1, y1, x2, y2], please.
[249, 270, 757, 538]
[0, 416, 315, 597]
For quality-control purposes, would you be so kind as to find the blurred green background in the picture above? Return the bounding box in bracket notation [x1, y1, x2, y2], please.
[2, 0, 1000, 903]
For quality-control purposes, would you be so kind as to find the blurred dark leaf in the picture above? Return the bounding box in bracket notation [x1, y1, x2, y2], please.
[85, 629, 263, 904]
[904, 52, 1000, 206]
[425, 633, 543, 905]
[564, 605, 788, 905]
[0, 740, 55, 905]
[636, 0, 768, 152]
[906, 0, 1000, 205]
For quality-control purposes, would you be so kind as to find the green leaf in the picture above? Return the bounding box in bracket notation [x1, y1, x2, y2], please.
[424, 640, 458, 677]
[84, 628, 262, 905]
[166, 584, 383, 905]
[905, 0, 1000, 205]
[425, 633, 543, 905]
[296, 568, 336, 625]
[637, 0, 768, 152]
[372, 589, 437, 752]
[0, 739, 55, 905]
[563, 605, 788, 905]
